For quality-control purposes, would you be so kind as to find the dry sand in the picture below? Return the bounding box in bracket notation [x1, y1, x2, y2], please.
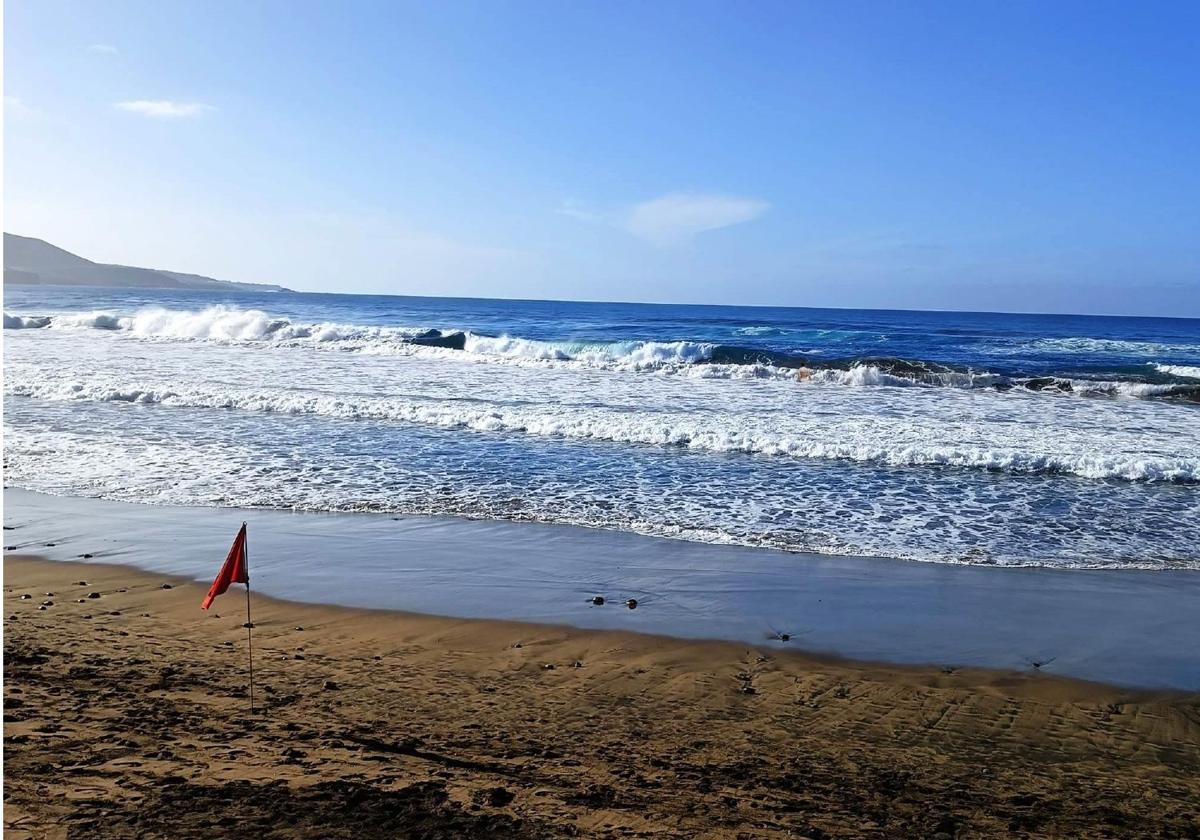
[4, 555, 1199, 838]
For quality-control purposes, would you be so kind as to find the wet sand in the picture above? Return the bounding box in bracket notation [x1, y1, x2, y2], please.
[8, 488, 1200, 689]
[5, 555, 1199, 838]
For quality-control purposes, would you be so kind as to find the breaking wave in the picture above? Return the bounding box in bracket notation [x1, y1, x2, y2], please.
[1155, 363, 1200, 380]
[6, 305, 1200, 401]
[6, 372, 1198, 483]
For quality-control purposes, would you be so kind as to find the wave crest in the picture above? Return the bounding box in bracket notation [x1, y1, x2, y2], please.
[6, 373, 1198, 483]
[6, 305, 1200, 400]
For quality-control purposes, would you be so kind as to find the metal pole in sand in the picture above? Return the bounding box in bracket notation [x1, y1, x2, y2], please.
[244, 522, 255, 715]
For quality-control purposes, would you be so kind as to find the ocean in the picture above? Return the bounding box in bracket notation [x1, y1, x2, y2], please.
[5, 286, 1199, 571]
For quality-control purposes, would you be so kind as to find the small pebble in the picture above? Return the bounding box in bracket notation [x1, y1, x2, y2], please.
[322, 680, 339, 690]
[87, 593, 101, 599]
[542, 663, 556, 670]
[41, 600, 54, 607]
[19, 594, 31, 600]
[160, 583, 172, 590]
[44, 543, 56, 547]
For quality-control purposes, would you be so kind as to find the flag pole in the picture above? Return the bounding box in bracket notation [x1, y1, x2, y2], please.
[244, 521, 255, 715]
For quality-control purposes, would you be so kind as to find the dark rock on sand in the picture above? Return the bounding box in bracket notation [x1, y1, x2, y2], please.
[476, 786, 516, 808]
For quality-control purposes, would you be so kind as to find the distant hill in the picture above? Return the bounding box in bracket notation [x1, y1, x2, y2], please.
[3, 233, 291, 292]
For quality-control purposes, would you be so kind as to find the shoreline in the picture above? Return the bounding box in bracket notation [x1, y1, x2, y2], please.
[6, 553, 1166, 696]
[6, 488, 1200, 690]
[6, 554, 1199, 837]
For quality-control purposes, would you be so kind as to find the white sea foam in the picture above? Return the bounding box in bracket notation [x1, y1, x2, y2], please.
[6, 297, 1200, 571]
[9, 306, 1200, 404]
[3, 306, 428, 346]
[1155, 363, 1200, 380]
[6, 370, 1197, 482]
[4, 313, 51, 329]
[1012, 336, 1200, 355]
[462, 333, 715, 368]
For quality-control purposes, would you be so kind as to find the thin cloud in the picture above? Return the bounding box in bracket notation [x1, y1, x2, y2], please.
[88, 44, 119, 54]
[623, 193, 769, 245]
[116, 100, 214, 119]
[556, 199, 603, 223]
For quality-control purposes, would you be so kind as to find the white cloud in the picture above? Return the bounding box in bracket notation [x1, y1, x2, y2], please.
[116, 100, 214, 118]
[623, 193, 769, 245]
[88, 44, 119, 54]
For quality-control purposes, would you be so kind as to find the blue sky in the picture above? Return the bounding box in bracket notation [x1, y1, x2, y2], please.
[5, 0, 1199, 315]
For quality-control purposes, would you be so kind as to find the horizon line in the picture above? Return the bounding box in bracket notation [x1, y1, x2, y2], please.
[5, 229, 1197, 321]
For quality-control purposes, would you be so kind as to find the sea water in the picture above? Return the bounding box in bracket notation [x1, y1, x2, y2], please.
[5, 287, 1199, 570]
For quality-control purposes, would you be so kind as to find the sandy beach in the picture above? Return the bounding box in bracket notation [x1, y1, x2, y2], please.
[5, 554, 1199, 838]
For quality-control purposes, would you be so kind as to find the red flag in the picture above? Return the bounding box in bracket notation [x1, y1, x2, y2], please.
[202, 523, 249, 610]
